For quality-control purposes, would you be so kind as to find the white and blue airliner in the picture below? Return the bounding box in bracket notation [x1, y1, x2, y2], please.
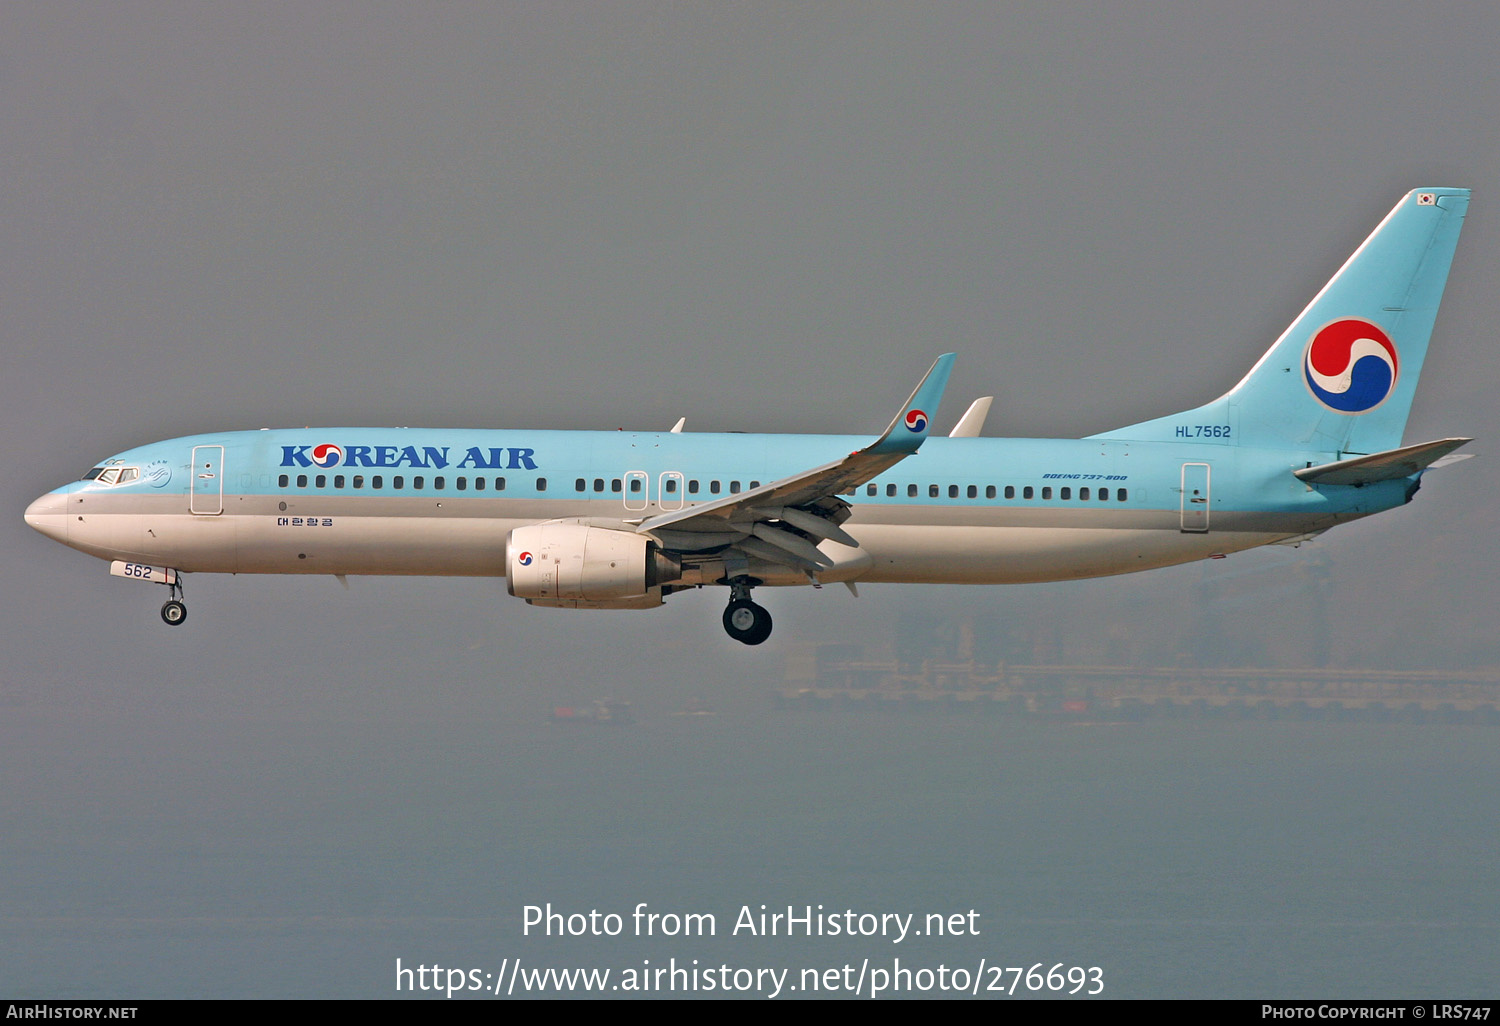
[25, 189, 1472, 645]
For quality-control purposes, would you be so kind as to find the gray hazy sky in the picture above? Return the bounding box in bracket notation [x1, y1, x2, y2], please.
[4, 2, 1500, 997]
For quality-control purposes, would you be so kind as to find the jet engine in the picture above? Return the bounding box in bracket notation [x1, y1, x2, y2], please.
[506, 521, 681, 604]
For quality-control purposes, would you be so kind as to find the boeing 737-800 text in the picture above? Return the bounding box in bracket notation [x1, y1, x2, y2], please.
[25, 189, 1472, 644]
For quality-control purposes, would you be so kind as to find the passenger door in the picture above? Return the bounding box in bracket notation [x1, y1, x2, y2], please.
[1180, 462, 1209, 532]
[190, 445, 224, 515]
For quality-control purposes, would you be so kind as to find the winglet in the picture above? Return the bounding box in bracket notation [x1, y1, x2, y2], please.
[865, 353, 956, 455]
[949, 396, 993, 437]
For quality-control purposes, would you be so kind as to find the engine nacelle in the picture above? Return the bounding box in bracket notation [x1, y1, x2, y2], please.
[506, 521, 680, 602]
[525, 587, 665, 610]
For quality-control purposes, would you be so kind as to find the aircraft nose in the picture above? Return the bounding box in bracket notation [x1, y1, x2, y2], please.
[24, 491, 68, 543]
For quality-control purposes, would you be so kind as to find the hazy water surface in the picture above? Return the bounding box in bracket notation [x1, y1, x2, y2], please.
[4, 679, 1495, 998]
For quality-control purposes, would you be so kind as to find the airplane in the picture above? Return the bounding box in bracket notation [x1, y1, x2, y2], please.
[24, 188, 1472, 645]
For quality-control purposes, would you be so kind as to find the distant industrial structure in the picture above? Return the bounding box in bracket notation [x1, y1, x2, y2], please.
[778, 602, 1500, 723]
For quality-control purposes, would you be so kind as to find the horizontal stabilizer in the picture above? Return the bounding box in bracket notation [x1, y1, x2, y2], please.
[1294, 438, 1472, 486]
[1427, 452, 1474, 471]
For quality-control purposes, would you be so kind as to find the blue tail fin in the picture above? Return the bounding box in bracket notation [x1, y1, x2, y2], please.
[1093, 189, 1469, 455]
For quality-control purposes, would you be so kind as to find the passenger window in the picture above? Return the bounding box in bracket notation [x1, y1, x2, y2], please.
[730, 481, 741, 494]
[596, 479, 606, 493]
[887, 484, 897, 497]
[1079, 487, 1089, 500]
[929, 485, 939, 498]
[297, 475, 308, 488]
[474, 477, 484, 490]
[1060, 487, 1070, 500]
[908, 484, 918, 497]
[867, 484, 877, 497]
[575, 478, 586, 492]
[1099, 488, 1109, 501]
[496, 477, 505, 491]
[393, 476, 404, 489]
[536, 478, 546, 491]
[433, 476, 445, 489]
[455, 477, 465, 491]
[1117, 488, 1128, 501]
[1004, 486, 1014, 499]
[354, 475, 365, 489]
[688, 480, 699, 494]
[412, 476, 423, 489]
[372, 476, 383, 489]
[986, 485, 996, 499]
[630, 478, 642, 493]
[1041, 487, 1052, 500]
[967, 485, 977, 499]
[665, 479, 678, 494]
[610, 479, 621, 493]
[710, 481, 721, 494]
[335, 475, 346, 488]
[750, 481, 760, 489]
[316, 474, 327, 488]
[278, 474, 289, 488]
[1023, 486, 1033, 499]
[948, 485, 959, 499]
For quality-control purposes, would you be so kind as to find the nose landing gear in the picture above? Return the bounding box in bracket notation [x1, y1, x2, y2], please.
[722, 579, 772, 645]
[109, 561, 188, 626]
[160, 578, 186, 626]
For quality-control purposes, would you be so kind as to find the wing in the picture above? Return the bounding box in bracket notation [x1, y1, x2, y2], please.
[635, 354, 956, 571]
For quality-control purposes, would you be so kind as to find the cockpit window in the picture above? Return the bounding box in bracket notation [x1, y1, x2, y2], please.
[88, 466, 140, 486]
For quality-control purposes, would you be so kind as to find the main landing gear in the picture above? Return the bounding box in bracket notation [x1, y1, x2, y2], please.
[722, 579, 772, 646]
[160, 578, 187, 626]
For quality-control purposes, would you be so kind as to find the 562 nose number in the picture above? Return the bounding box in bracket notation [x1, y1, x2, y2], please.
[109, 561, 178, 586]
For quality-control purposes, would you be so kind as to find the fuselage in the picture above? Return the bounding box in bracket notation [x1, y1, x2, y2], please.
[24, 426, 1405, 586]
